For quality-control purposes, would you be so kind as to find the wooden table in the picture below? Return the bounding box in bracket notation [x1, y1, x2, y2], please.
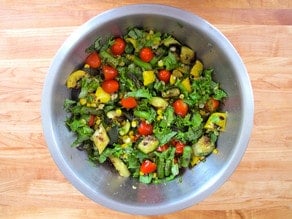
[1, 1, 291, 218]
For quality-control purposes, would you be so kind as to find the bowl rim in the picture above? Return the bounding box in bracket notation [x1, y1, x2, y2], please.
[41, 3, 254, 215]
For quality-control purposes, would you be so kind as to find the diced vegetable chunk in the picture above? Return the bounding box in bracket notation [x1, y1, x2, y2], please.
[109, 156, 130, 177]
[91, 124, 110, 154]
[192, 136, 215, 157]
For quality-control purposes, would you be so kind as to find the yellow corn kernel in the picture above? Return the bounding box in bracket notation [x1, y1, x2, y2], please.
[157, 115, 163, 121]
[131, 120, 137, 128]
[115, 108, 122, 116]
[213, 148, 219, 154]
[157, 108, 163, 116]
[84, 64, 90, 69]
[122, 135, 131, 144]
[87, 103, 97, 108]
[158, 60, 164, 67]
[79, 98, 87, 105]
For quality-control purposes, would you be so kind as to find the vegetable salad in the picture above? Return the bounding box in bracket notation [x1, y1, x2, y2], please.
[64, 27, 227, 184]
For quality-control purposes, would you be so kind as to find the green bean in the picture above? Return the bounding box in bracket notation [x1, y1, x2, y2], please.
[180, 146, 192, 168]
[157, 157, 165, 179]
[127, 55, 152, 70]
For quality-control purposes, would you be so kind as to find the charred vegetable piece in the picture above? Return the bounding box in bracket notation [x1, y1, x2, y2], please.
[137, 135, 159, 154]
[91, 124, 110, 154]
[192, 136, 215, 157]
[149, 97, 168, 109]
[180, 46, 195, 64]
[109, 156, 130, 177]
[204, 112, 227, 131]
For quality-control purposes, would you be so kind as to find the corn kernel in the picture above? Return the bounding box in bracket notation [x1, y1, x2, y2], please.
[158, 60, 164, 67]
[157, 115, 163, 121]
[122, 136, 131, 144]
[213, 148, 219, 154]
[84, 64, 90, 69]
[157, 109, 163, 116]
[115, 108, 122, 116]
[131, 120, 137, 128]
[79, 98, 87, 105]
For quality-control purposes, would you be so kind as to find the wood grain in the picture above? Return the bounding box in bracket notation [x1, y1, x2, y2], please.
[1, 0, 292, 218]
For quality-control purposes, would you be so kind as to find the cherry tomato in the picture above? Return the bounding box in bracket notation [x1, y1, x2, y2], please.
[158, 69, 171, 83]
[205, 97, 220, 112]
[140, 160, 157, 174]
[88, 115, 96, 127]
[85, 52, 101, 68]
[139, 47, 154, 62]
[111, 37, 126, 56]
[120, 97, 138, 109]
[102, 65, 118, 80]
[101, 79, 119, 93]
[157, 144, 169, 152]
[137, 121, 153, 136]
[175, 141, 185, 154]
[173, 99, 188, 117]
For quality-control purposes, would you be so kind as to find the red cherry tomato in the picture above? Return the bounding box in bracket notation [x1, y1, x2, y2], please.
[120, 97, 138, 109]
[88, 115, 96, 127]
[173, 99, 188, 117]
[101, 79, 119, 93]
[111, 37, 126, 56]
[140, 160, 157, 174]
[85, 52, 101, 68]
[158, 69, 171, 83]
[205, 97, 220, 112]
[139, 47, 154, 62]
[175, 141, 185, 154]
[157, 144, 169, 152]
[137, 121, 153, 136]
[102, 65, 118, 80]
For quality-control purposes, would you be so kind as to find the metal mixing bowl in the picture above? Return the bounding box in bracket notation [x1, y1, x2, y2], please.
[41, 4, 254, 215]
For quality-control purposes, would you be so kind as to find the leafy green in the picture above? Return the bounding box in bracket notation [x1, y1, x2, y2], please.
[125, 88, 152, 100]
[162, 52, 179, 70]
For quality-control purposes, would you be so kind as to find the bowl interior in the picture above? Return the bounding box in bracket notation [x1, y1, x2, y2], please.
[42, 4, 253, 215]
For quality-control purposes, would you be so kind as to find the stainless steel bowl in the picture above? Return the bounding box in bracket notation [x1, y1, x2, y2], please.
[41, 4, 254, 215]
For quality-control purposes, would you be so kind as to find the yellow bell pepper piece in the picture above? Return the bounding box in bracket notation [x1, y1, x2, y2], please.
[181, 77, 192, 93]
[95, 87, 111, 103]
[66, 70, 86, 88]
[143, 70, 156, 86]
[190, 60, 203, 78]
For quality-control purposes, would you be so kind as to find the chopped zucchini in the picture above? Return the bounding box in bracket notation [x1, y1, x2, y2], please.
[119, 120, 131, 136]
[192, 135, 215, 157]
[137, 135, 159, 154]
[162, 88, 180, 98]
[149, 97, 168, 109]
[109, 156, 130, 177]
[91, 124, 110, 154]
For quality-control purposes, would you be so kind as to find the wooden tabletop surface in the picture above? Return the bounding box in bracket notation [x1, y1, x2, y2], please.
[1, 1, 291, 218]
